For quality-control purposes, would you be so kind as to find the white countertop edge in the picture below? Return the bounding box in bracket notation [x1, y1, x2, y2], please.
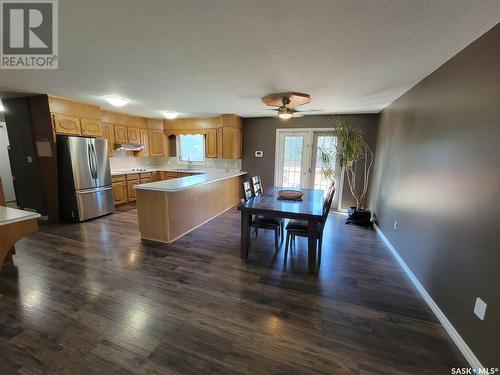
[0, 206, 41, 226]
[134, 171, 247, 192]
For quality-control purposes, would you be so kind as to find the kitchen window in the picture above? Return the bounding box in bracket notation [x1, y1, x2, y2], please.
[178, 134, 205, 162]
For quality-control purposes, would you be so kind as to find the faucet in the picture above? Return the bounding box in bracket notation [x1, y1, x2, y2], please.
[187, 158, 193, 170]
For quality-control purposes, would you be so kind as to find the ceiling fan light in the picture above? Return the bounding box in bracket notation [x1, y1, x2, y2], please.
[278, 112, 293, 120]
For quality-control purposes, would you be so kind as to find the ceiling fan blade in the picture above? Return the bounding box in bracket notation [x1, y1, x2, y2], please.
[292, 112, 304, 117]
[294, 109, 323, 113]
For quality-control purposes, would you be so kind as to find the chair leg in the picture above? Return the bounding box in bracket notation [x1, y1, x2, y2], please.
[274, 228, 279, 253]
[318, 233, 323, 267]
[284, 233, 290, 264]
[280, 222, 285, 244]
[255, 227, 258, 236]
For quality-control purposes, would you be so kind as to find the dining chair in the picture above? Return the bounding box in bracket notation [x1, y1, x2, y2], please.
[243, 181, 253, 201]
[251, 176, 263, 196]
[242, 180, 284, 253]
[284, 183, 335, 267]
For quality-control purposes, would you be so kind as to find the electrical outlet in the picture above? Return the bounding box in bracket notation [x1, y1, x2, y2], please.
[393, 221, 398, 230]
[474, 297, 487, 320]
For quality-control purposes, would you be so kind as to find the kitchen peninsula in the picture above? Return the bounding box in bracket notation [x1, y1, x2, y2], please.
[135, 170, 246, 243]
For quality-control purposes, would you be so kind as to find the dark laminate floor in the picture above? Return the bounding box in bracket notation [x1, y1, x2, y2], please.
[0, 205, 466, 374]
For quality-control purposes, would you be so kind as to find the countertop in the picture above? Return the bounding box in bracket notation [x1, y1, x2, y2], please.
[111, 167, 209, 176]
[0, 206, 41, 226]
[134, 170, 247, 192]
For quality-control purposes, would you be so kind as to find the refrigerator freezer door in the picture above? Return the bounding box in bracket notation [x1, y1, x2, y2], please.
[75, 186, 114, 221]
[67, 136, 96, 190]
[90, 138, 112, 188]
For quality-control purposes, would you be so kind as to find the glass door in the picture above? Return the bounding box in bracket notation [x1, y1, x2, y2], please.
[310, 132, 337, 194]
[275, 131, 310, 188]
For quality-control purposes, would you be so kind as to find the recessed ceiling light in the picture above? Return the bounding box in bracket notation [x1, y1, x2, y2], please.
[0, 100, 4, 112]
[161, 111, 180, 119]
[103, 95, 130, 107]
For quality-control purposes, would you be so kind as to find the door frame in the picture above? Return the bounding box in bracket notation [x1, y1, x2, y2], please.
[274, 128, 344, 210]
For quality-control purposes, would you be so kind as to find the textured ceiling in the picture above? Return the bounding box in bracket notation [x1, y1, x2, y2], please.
[0, 0, 499, 119]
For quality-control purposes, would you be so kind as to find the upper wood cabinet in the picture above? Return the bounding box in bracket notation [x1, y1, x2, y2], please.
[216, 128, 223, 158]
[102, 122, 114, 156]
[53, 114, 81, 135]
[149, 129, 165, 156]
[222, 126, 243, 159]
[140, 129, 149, 156]
[114, 124, 128, 143]
[205, 129, 217, 158]
[81, 118, 102, 137]
[127, 127, 140, 144]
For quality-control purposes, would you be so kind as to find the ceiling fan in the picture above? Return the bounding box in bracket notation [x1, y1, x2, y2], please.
[261, 92, 322, 120]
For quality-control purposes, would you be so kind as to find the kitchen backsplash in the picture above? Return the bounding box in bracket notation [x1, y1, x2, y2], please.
[109, 152, 242, 171]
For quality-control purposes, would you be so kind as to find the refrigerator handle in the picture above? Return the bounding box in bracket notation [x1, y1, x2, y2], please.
[87, 143, 96, 180]
[90, 143, 98, 179]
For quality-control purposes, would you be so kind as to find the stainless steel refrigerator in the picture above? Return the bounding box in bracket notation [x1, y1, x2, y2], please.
[57, 135, 114, 221]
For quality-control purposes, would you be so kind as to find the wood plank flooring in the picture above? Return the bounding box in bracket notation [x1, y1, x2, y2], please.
[0, 205, 466, 374]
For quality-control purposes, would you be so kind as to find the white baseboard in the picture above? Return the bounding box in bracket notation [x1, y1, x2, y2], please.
[373, 223, 483, 369]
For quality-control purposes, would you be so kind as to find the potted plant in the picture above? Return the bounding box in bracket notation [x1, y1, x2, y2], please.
[319, 118, 374, 226]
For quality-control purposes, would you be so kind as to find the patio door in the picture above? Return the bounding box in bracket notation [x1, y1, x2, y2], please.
[275, 131, 310, 188]
[275, 128, 341, 208]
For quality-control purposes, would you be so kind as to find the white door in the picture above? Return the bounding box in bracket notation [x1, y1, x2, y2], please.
[275, 131, 310, 188]
[0, 123, 16, 202]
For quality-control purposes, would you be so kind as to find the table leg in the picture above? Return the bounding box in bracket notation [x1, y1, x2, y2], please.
[307, 220, 318, 273]
[240, 211, 251, 259]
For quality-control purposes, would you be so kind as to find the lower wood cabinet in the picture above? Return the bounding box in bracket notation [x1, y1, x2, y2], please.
[112, 182, 127, 205]
[127, 180, 139, 202]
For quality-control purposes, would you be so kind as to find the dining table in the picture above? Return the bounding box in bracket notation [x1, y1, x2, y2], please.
[238, 186, 325, 273]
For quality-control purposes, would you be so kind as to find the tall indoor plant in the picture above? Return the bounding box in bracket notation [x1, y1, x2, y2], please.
[320, 118, 374, 225]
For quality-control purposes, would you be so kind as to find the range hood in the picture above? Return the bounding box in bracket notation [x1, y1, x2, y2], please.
[114, 143, 144, 152]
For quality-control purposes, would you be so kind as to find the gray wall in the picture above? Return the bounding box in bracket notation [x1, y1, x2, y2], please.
[242, 114, 379, 209]
[369, 24, 500, 366]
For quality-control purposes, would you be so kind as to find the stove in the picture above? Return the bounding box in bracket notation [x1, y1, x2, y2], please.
[130, 168, 147, 172]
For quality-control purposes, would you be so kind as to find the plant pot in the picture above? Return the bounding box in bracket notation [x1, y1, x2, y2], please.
[346, 207, 372, 227]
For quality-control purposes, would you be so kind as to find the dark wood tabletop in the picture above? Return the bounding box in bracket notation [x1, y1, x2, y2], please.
[238, 187, 324, 220]
[239, 186, 325, 273]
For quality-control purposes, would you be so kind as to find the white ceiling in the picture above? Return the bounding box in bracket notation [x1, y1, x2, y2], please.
[0, 0, 499, 119]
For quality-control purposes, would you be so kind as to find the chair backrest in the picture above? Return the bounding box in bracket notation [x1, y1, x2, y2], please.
[321, 186, 335, 226]
[243, 181, 253, 201]
[251, 176, 263, 196]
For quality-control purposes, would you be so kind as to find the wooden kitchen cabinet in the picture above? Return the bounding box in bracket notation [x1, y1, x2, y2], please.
[216, 128, 223, 158]
[205, 129, 217, 158]
[53, 114, 81, 135]
[114, 124, 128, 143]
[164, 172, 179, 180]
[151, 171, 164, 181]
[127, 127, 140, 144]
[81, 118, 102, 137]
[222, 127, 243, 159]
[102, 122, 114, 156]
[127, 180, 139, 202]
[149, 129, 165, 156]
[140, 129, 149, 156]
[112, 182, 128, 205]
